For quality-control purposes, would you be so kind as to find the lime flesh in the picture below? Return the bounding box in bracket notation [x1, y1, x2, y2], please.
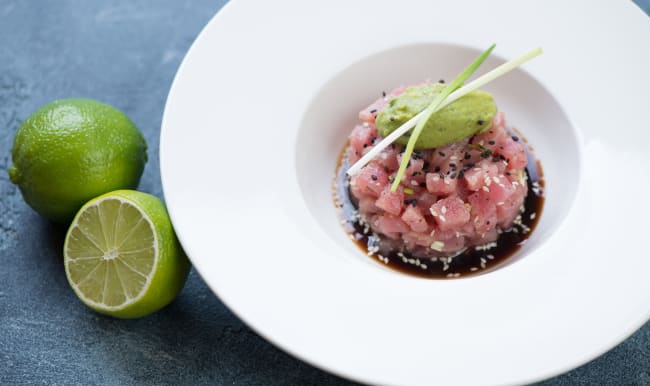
[64, 190, 189, 318]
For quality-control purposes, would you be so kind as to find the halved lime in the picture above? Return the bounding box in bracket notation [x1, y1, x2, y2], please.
[63, 190, 190, 318]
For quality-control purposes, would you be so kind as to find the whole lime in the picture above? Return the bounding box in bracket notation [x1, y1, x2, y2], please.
[8, 98, 147, 223]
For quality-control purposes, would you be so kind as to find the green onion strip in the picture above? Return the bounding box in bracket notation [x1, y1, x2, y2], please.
[390, 44, 495, 191]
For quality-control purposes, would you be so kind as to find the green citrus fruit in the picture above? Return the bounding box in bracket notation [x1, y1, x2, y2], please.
[8, 98, 147, 223]
[64, 190, 190, 319]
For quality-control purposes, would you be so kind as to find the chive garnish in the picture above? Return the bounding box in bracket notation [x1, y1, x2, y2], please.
[390, 44, 495, 191]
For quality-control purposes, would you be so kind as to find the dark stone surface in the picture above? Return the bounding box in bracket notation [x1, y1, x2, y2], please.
[0, 1, 648, 385]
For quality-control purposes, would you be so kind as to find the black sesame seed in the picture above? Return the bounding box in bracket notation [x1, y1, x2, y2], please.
[481, 150, 492, 158]
[450, 172, 457, 179]
[477, 120, 484, 125]
[466, 162, 475, 168]
[423, 161, 430, 170]
[439, 173, 445, 179]
[419, 182, 426, 188]
[458, 170, 465, 179]
[434, 166, 441, 172]
[511, 135, 519, 141]
[464, 153, 471, 160]
[384, 166, 389, 173]
[382, 91, 386, 98]
[438, 151, 446, 157]
[449, 162, 456, 168]
[370, 109, 377, 114]
[438, 79, 445, 83]
[411, 171, 418, 177]
[488, 140, 495, 145]
[371, 175, 378, 181]
[390, 117, 395, 122]
[363, 144, 367, 148]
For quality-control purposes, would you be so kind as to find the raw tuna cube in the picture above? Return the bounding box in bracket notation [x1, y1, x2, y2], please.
[401, 205, 428, 233]
[375, 186, 404, 216]
[430, 197, 470, 231]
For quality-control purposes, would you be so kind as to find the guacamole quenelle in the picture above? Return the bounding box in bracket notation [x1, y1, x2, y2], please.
[375, 83, 497, 149]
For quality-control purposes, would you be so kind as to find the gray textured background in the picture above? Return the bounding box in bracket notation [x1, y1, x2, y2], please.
[1, 1, 648, 385]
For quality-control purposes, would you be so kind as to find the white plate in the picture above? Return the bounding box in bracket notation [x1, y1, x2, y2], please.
[160, 1, 650, 385]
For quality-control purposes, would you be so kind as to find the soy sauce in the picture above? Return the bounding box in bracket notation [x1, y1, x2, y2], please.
[334, 143, 545, 279]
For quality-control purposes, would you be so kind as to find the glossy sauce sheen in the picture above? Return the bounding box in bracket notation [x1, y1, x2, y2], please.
[334, 138, 545, 279]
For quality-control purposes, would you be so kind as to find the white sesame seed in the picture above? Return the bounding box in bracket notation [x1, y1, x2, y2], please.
[441, 206, 447, 214]
[444, 178, 451, 185]
[482, 186, 490, 192]
[363, 122, 369, 127]
[493, 176, 500, 183]
[470, 267, 478, 272]
[411, 180, 419, 186]
[497, 202, 504, 206]
[439, 214, 447, 222]
[430, 208, 438, 216]
[486, 254, 495, 260]
[530, 212, 536, 220]
[421, 264, 427, 270]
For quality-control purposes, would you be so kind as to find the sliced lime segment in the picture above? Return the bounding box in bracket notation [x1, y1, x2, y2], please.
[64, 190, 189, 318]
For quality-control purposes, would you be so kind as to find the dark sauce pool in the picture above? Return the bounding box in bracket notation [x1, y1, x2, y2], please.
[334, 137, 545, 279]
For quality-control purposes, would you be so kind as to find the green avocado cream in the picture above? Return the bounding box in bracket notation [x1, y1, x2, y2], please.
[376, 83, 497, 149]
